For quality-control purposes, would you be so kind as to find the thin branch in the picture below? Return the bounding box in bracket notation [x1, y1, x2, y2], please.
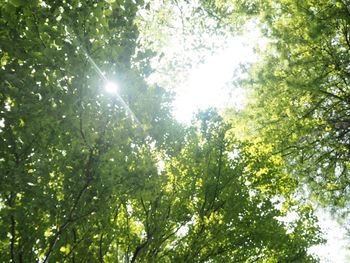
[99, 234, 104, 263]
[43, 180, 90, 263]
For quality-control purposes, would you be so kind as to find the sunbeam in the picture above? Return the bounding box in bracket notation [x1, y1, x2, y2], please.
[76, 39, 143, 129]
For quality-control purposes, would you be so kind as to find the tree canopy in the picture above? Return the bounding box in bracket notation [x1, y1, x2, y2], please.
[213, 0, 350, 213]
[0, 0, 343, 262]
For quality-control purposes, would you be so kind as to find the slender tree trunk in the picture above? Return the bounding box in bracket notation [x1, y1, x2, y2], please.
[10, 215, 15, 262]
[9, 191, 16, 263]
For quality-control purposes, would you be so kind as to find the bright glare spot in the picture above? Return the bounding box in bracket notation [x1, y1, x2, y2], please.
[174, 37, 254, 123]
[104, 81, 118, 94]
[173, 26, 266, 123]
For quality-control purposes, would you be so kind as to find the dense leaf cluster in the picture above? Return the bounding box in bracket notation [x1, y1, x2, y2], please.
[253, 0, 350, 210]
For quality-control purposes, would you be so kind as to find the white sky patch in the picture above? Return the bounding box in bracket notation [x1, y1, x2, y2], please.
[156, 158, 165, 175]
[177, 215, 196, 238]
[309, 209, 350, 262]
[173, 39, 246, 122]
[173, 25, 264, 123]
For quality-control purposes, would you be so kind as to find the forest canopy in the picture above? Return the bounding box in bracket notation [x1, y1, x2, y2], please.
[0, 0, 348, 262]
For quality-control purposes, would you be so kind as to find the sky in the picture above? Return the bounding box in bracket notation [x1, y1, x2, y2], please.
[309, 208, 349, 262]
[171, 21, 263, 123]
[173, 36, 252, 122]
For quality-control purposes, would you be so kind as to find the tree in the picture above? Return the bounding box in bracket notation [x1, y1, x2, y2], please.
[157, 110, 322, 262]
[209, 0, 350, 213]
[0, 0, 322, 262]
[0, 0, 177, 261]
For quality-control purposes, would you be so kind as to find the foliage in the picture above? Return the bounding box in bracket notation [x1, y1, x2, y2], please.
[0, 0, 176, 261]
[214, 0, 350, 212]
[0, 0, 323, 262]
[136, 0, 237, 91]
[159, 110, 322, 262]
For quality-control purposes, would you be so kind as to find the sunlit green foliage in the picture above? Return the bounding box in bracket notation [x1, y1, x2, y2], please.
[160, 110, 322, 262]
[0, 0, 175, 261]
[213, 0, 350, 212]
[0, 0, 324, 262]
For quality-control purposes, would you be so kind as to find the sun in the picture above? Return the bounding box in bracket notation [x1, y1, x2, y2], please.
[104, 81, 119, 94]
